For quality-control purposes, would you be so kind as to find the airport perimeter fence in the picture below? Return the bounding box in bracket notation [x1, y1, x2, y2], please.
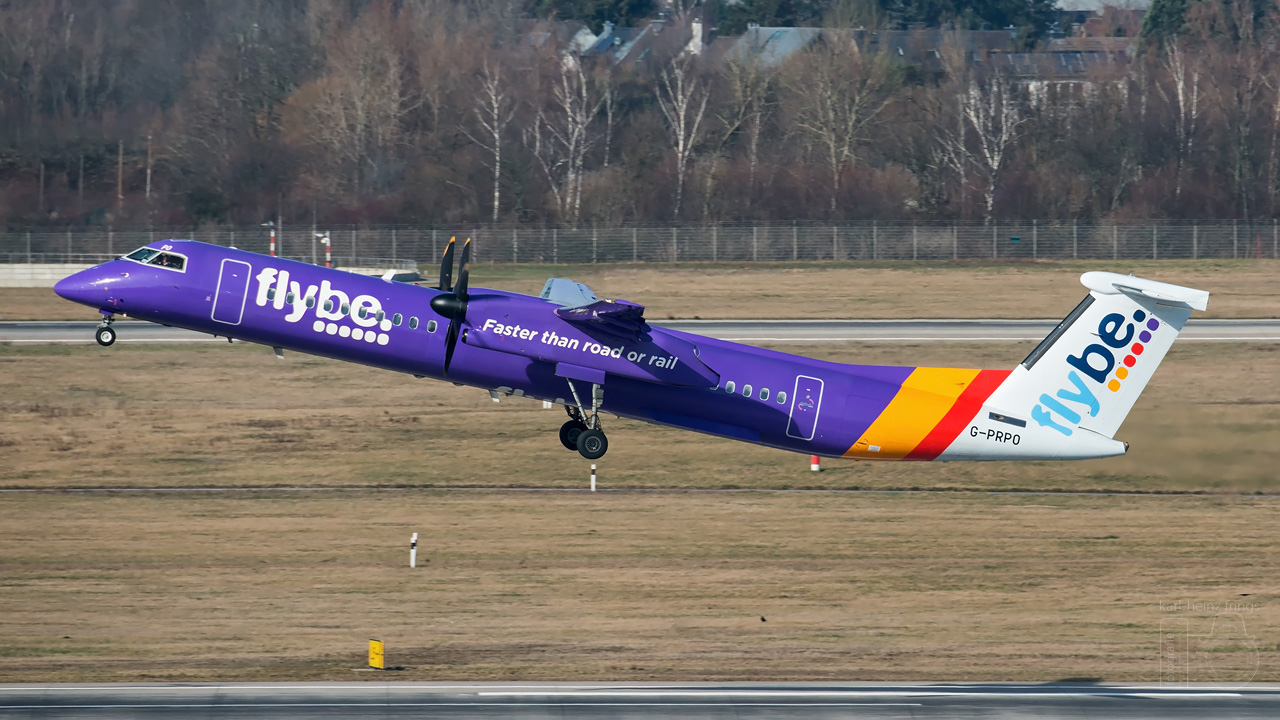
[1, 220, 1278, 266]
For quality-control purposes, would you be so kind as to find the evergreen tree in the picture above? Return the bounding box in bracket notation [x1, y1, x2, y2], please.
[535, 0, 656, 33]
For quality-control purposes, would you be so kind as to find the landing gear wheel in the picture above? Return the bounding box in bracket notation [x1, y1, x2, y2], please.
[576, 428, 608, 460]
[95, 326, 116, 347]
[559, 420, 587, 451]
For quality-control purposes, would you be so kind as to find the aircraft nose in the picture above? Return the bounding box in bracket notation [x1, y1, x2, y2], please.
[54, 267, 110, 307]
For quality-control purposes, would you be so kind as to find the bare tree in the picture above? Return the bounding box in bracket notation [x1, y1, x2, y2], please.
[1157, 38, 1204, 203]
[786, 38, 898, 215]
[716, 53, 775, 204]
[938, 69, 1026, 224]
[462, 60, 515, 224]
[655, 55, 709, 219]
[525, 57, 600, 225]
[295, 4, 421, 196]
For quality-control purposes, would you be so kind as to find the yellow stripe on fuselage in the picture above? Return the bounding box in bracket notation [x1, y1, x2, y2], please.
[844, 367, 980, 459]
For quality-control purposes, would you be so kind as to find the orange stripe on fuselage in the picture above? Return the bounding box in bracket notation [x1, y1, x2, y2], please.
[903, 369, 1011, 461]
[844, 367, 985, 460]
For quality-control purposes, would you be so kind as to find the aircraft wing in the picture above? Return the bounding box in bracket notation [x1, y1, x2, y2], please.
[554, 299, 650, 343]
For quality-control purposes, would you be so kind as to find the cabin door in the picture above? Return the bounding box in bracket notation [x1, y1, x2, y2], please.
[211, 259, 252, 325]
[785, 375, 824, 441]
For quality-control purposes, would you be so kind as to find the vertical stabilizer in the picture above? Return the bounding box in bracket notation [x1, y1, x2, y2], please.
[985, 272, 1209, 440]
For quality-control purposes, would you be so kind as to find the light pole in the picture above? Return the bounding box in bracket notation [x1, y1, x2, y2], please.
[262, 221, 276, 257]
[317, 231, 331, 268]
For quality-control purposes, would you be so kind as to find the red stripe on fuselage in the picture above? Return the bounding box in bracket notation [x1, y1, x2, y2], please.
[903, 369, 1011, 461]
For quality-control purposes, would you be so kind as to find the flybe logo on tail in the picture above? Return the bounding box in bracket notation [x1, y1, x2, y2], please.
[1032, 309, 1159, 436]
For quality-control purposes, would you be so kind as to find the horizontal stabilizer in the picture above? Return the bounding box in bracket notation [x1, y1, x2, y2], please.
[1081, 271, 1210, 311]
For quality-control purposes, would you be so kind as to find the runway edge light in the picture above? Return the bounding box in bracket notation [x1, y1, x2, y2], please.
[368, 639, 384, 670]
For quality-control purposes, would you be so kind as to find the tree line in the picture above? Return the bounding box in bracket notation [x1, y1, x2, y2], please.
[0, 0, 1276, 228]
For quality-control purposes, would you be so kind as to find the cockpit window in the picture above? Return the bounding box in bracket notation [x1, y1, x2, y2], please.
[147, 252, 185, 270]
[126, 248, 160, 263]
[124, 246, 187, 272]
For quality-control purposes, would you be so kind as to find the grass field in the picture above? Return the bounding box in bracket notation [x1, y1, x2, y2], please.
[0, 490, 1274, 682]
[4, 258, 1278, 320]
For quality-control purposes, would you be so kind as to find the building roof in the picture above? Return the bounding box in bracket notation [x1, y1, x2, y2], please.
[989, 49, 1126, 78]
[1057, 0, 1150, 11]
[722, 26, 823, 68]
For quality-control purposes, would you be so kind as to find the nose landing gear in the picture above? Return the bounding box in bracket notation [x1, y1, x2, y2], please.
[95, 317, 116, 347]
[561, 380, 609, 460]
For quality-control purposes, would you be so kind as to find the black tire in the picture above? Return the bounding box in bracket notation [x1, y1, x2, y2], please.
[576, 428, 608, 460]
[559, 420, 587, 451]
[95, 326, 116, 347]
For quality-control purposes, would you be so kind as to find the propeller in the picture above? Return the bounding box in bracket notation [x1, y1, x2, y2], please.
[438, 237, 455, 292]
[430, 237, 471, 375]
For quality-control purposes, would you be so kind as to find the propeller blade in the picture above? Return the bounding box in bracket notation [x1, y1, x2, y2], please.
[455, 238, 471, 301]
[443, 316, 460, 374]
[438, 237, 456, 292]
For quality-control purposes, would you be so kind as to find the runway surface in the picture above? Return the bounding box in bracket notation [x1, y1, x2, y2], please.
[3, 318, 1279, 344]
[3, 682, 1279, 718]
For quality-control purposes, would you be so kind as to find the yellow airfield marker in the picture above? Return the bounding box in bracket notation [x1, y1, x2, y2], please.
[368, 639, 384, 670]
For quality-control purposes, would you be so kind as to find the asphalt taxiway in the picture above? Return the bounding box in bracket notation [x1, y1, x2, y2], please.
[3, 318, 1279, 344]
[3, 682, 1279, 719]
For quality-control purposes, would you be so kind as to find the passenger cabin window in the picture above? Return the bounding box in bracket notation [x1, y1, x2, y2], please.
[267, 288, 276, 301]
[286, 291, 295, 304]
[725, 381, 736, 394]
[340, 302, 350, 316]
[427, 320, 438, 333]
[408, 316, 419, 330]
[743, 384, 753, 397]
[324, 299, 334, 313]
[306, 296, 316, 308]
[777, 391, 787, 405]
[375, 310, 385, 322]
[760, 388, 770, 401]
[392, 313, 403, 326]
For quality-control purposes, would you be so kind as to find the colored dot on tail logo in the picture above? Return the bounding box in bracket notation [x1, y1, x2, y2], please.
[1133, 309, 1147, 322]
[1147, 318, 1160, 331]
[1108, 379, 1122, 392]
[1139, 330, 1152, 343]
[1116, 367, 1129, 379]
[1132, 343, 1144, 355]
[1123, 355, 1136, 367]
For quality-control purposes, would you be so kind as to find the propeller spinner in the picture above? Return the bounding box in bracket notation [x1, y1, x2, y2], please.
[430, 237, 472, 374]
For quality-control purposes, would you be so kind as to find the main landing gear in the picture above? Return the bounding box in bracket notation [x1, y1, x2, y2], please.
[95, 316, 116, 347]
[560, 380, 608, 460]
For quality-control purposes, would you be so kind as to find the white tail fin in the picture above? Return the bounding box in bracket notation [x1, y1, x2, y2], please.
[984, 272, 1208, 441]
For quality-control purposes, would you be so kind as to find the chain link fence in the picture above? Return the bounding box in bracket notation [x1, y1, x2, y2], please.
[2, 221, 1277, 265]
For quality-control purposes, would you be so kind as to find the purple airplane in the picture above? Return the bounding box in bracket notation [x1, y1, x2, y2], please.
[54, 238, 1209, 462]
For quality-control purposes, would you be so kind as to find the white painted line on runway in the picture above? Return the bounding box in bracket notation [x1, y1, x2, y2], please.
[480, 689, 1245, 699]
[0, 703, 926, 709]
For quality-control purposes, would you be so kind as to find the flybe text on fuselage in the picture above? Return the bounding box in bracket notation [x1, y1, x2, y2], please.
[253, 267, 395, 346]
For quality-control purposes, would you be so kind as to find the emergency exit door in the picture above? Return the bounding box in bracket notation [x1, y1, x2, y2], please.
[211, 259, 252, 325]
[786, 375, 824, 441]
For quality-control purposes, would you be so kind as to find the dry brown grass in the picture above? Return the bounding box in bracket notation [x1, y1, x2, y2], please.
[1, 323, 1276, 683]
[0, 491, 1274, 682]
[1, 341, 1276, 493]
[5, 258, 1279, 320]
